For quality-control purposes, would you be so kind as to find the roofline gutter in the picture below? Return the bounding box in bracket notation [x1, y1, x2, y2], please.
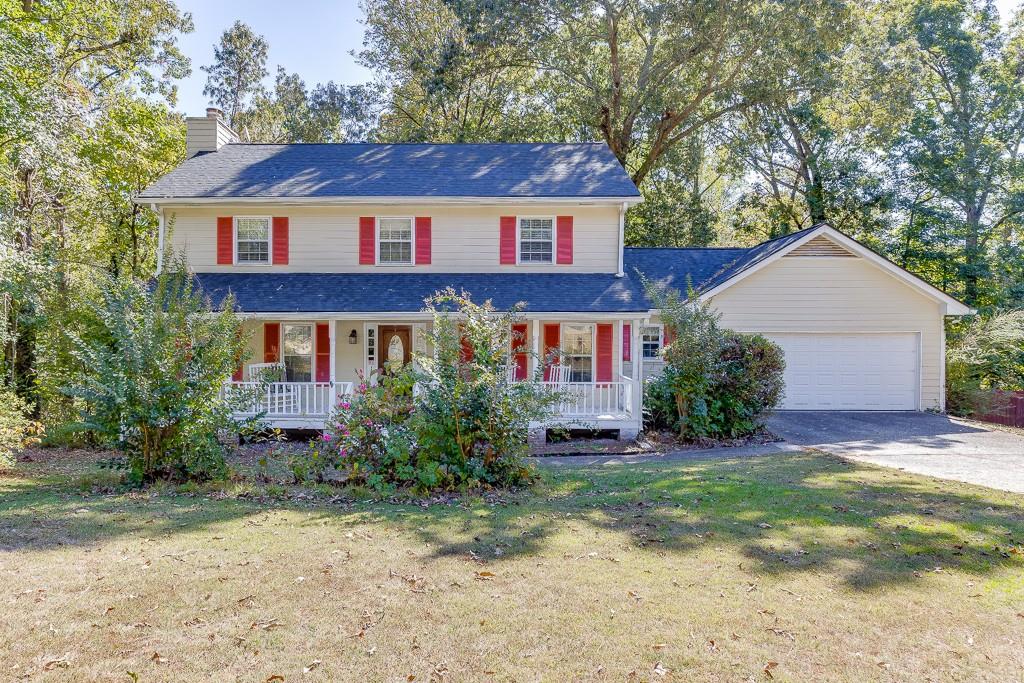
[136, 195, 645, 207]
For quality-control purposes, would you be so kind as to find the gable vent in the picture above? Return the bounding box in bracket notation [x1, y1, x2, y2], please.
[785, 235, 856, 257]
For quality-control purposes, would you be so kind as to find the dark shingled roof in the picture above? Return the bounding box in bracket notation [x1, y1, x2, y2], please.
[192, 247, 767, 314]
[139, 143, 641, 200]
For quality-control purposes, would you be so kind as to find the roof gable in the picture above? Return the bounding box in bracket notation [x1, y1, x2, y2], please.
[139, 143, 642, 201]
[698, 223, 973, 315]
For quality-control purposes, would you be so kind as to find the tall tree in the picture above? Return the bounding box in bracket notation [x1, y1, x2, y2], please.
[201, 20, 269, 129]
[895, 0, 1024, 307]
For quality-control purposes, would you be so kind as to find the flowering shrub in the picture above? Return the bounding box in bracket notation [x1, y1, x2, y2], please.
[300, 290, 558, 494]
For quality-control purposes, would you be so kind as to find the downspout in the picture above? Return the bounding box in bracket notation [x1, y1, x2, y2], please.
[152, 203, 164, 275]
[616, 201, 626, 277]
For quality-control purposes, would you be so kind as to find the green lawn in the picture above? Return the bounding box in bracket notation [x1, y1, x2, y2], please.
[2, 448, 1023, 682]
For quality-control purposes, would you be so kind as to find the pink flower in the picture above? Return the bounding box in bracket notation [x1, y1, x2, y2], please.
[320, 432, 331, 442]
[339, 401, 351, 410]
[339, 446, 347, 457]
[358, 383, 367, 392]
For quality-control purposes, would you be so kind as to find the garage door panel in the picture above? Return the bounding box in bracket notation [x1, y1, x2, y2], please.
[768, 333, 918, 411]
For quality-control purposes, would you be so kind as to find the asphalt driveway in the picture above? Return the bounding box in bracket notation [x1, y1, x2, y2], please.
[768, 411, 1024, 494]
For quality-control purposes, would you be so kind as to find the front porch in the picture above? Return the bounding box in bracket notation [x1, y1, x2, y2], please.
[225, 315, 647, 437]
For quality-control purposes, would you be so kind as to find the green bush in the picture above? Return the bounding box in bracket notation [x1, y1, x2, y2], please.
[644, 282, 785, 439]
[62, 266, 248, 483]
[0, 387, 41, 469]
[946, 310, 1024, 416]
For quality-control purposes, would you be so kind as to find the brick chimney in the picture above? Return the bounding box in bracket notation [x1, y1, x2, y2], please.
[185, 108, 239, 157]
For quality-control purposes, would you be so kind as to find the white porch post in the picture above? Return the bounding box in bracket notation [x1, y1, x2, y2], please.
[531, 319, 541, 378]
[630, 320, 642, 419]
[617, 320, 624, 379]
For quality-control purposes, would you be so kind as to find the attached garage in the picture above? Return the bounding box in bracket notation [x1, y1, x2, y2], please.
[692, 225, 973, 412]
[766, 333, 919, 410]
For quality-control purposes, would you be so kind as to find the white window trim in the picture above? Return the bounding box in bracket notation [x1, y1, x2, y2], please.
[280, 322, 314, 382]
[640, 324, 664, 360]
[515, 215, 556, 266]
[376, 216, 416, 266]
[560, 322, 595, 383]
[233, 215, 272, 266]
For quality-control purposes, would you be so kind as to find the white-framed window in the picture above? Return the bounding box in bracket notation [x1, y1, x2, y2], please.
[378, 217, 414, 265]
[561, 323, 593, 382]
[518, 217, 553, 264]
[282, 323, 313, 382]
[641, 325, 663, 359]
[235, 216, 271, 264]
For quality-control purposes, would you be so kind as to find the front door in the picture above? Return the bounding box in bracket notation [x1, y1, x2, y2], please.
[377, 325, 412, 372]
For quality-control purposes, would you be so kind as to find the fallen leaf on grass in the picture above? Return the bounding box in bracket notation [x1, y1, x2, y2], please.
[707, 639, 718, 652]
[150, 652, 167, 664]
[763, 661, 778, 678]
[303, 659, 321, 673]
[251, 618, 283, 631]
[474, 571, 495, 581]
[42, 654, 70, 671]
[651, 643, 667, 650]
[266, 676, 285, 682]
[653, 661, 671, 677]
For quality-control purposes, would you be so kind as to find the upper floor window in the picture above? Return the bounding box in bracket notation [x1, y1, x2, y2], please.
[641, 325, 663, 359]
[518, 217, 553, 264]
[236, 217, 270, 264]
[378, 217, 413, 264]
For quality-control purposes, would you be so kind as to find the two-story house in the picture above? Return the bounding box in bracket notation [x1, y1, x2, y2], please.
[138, 109, 971, 438]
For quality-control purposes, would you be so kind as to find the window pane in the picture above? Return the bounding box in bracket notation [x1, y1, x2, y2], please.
[519, 218, 553, 263]
[236, 218, 269, 263]
[378, 218, 412, 264]
[283, 324, 312, 355]
[236, 218, 269, 240]
[567, 356, 592, 383]
[284, 355, 311, 382]
[562, 325, 592, 354]
[237, 241, 269, 263]
[641, 326, 662, 359]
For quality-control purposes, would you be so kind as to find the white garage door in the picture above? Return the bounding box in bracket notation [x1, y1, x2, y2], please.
[767, 333, 919, 410]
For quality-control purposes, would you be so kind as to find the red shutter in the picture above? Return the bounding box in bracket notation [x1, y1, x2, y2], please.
[663, 326, 676, 346]
[460, 334, 474, 363]
[511, 323, 528, 381]
[543, 323, 560, 381]
[556, 216, 573, 264]
[272, 217, 289, 265]
[499, 216, 517, 264]
[263, 323, 281, 363]
[622, 323, 631, 361]
[359, 217, 375, 264]
[217, 216, 233, 264]
[596, 324, 613, 382]
[315, 323, 330, 382]
[415, 216, 431, 265]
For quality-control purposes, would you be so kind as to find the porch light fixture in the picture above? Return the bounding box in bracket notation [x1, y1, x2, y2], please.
[348, 329, 358, 344]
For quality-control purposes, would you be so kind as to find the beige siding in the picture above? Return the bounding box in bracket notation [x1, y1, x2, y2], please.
[703, 256, 945, 410]
[167, 204, 620, 273]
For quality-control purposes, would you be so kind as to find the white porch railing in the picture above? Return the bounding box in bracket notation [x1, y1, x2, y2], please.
[539, 381, 633, 418]
[222, 381, 354, 419]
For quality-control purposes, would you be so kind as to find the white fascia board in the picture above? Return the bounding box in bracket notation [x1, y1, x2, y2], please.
[137, 195, 644, 208]
[697, 223, 974, 316]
